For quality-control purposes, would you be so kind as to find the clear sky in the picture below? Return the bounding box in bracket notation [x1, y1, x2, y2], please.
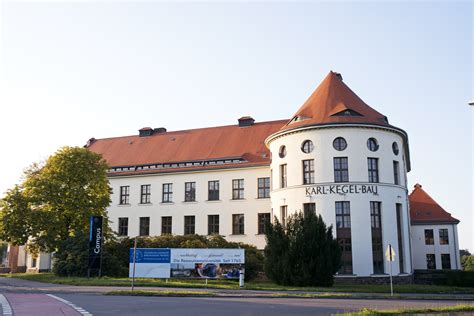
[1, 1, 472, 250]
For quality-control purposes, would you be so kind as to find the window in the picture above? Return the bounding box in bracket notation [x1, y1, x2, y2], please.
[367, 137, 379, 151]
[336, 201, 352, 274]
[208, 180, 220, 201]
[184, 216, 195, 235]
[280, 205, 287, 228]
[279, 145, 286, 158]
[439, 229, 449, 245]
[119, 186, 130, 205]
[302, 160, 315, 184]
[392, 142, 399, 155]
[32, 257, 37, 268]
[426, 254, 436, 269]
[162, 183, 173, 203]
[139, 217, 150, 236]
[232, 179, 244, 200]
[232, 214, 245, 235]
[258, 213, 271, 234]
[258, 177, 270, 198]
[184, 182, 196, 202]
[368, 158, 379, 183]
[161, 216, 172, 235]
[393, 161, 400, 185]
[333, 137, 347, 151]
[208, 215, 219, 235]
[334, 157, 349, 182]
[301, 140, 314, 153]
[370, 201, 384, 274]
[118, 217, 128, 236]
[280, 164, 287, 188]
[140, 184, 151, 204]
[396, 204, 404, 273]
[303, 203, 316, 217]
[425, 229, 434, 245]
[336, 201, 351, 228]
[441, 254, 451, 269]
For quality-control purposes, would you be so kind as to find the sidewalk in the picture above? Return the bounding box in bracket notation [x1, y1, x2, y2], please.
[1, 277, 473, 301]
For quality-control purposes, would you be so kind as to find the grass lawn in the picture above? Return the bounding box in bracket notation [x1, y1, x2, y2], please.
[2, 273, 474, 294]
[338, 304, 474, 315]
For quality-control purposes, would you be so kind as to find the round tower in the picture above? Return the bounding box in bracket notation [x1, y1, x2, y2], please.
[265, 71, 412, 278]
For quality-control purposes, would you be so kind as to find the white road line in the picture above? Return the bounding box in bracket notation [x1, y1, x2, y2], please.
[0, 294, 13, 315]
[47, 294, 93, 316]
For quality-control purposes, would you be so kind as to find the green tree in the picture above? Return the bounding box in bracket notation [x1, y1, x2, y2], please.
[264, 212, 341, 286]
[0, 146, 111, 254]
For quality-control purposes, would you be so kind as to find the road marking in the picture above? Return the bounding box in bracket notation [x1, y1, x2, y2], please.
[0, 294, 13, 315]
[47, 294, 93, 316]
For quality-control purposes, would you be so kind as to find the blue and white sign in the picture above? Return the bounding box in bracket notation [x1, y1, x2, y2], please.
[129, 248, 171, 278]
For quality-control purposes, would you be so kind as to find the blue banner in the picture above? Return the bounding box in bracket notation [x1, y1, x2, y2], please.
[129, 248, 171, 264]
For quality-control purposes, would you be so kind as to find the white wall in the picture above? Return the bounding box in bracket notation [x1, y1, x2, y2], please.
[267, 125, 412, 276]
[107, 166, 272, 249]
[411, 224, 461, 270]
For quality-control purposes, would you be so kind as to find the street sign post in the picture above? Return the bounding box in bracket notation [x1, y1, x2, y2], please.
[385, 244, 396, 296]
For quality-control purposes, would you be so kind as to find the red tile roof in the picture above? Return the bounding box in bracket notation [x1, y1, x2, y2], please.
[87, 120, 287, 174]
[281, 71, 390, 131]
[409, 184, 459, 224]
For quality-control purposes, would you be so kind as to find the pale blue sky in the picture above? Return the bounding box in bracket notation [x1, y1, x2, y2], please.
[1, 1, 472, 250]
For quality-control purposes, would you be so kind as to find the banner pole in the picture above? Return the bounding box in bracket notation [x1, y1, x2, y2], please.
[132, 237, 137, 292]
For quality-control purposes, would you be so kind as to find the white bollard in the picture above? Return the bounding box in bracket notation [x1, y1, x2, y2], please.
[239, 268, 245, 288]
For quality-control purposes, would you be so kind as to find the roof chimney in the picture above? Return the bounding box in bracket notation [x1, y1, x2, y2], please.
[139, 127, 153, 137]
[153, 127, 167, 134]
[84, 137, 96, 148]
[333, 72, 343, 81]
[238, 116, 255, 127]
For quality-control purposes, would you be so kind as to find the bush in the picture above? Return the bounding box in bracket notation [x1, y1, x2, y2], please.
[461, 255, 474, 271]
[444, 270, 474, 287]
[53, 233, 264, 281]
[53, 232, 89, 277]
[264, 212, 341, 286]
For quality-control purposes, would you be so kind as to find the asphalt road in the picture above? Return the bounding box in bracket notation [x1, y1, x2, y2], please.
[52, 294, 468, 316]
[0, 277, 471, 316]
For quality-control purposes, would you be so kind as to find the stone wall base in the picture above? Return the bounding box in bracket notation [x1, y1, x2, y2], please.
[10, 266, 26, 273]
[335, 275, 413, 285]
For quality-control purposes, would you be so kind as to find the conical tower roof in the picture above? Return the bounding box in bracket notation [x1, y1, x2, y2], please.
[409, 184, 459, 224]
[281, 71, 390, 131]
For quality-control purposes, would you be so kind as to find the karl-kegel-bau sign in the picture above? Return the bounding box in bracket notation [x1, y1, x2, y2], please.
[305, 184, 379, 196]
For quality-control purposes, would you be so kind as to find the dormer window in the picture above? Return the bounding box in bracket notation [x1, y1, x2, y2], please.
[288, 115, 310, 125]
[331, 109, 363, 117]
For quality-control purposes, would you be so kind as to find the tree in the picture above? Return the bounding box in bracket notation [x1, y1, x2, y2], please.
[264, 212, 341, 286]
[0, 146, 111, 254]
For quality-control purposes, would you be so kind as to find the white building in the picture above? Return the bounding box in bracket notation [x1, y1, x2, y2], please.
[409, 184, 461, 270]
[9, 71, 461, 278]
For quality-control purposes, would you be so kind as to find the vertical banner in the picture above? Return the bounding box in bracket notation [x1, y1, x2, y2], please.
[88, 216, 103, 272]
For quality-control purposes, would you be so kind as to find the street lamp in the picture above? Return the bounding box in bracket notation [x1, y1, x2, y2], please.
[469, 100, 474, 106]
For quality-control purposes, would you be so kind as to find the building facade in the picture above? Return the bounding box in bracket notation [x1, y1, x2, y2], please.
[8, 72, 461, 278]
[409, 184, 461, 270]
